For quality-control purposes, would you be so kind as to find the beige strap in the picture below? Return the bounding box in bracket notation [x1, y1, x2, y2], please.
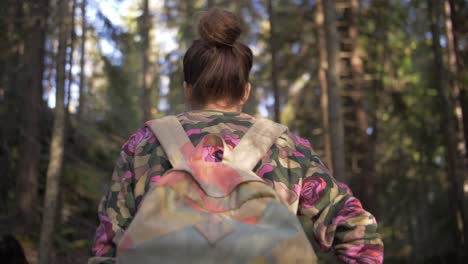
[146, 116, 194, 166]
[148, 116, 287, 171]
[231, 118, 287, 171]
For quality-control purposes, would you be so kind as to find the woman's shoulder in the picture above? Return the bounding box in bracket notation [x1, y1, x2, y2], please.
[119, 111, 249, 156]
[121, 112, 314, 160]
[278, 130, 315, 161]
[286, 131, 313, 151]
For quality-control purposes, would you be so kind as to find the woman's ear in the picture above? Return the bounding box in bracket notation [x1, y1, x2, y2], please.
[240, 82, 251, 106]
[184, 81, 192, 102]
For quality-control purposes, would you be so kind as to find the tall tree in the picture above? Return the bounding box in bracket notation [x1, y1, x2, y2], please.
[267, 0, 280, 122]
[1, 1, 24, 206]
[443, 0, 466, 162]
[347, 0, 374, 209]
[77, 0, 87, 120]
[315, 0, 333, 169]
[448, 0, 468, 162]
[66, 0, 77, 113]
[38, 0, 71, 262]
[323, 0, 346, 181]
[427, 0, 468, 257]
[184, 0, 194, 48]
[15, 0, 49, 231]
[365, 0, 387, 218]
[141, 0, 152, 122]
[166, 0, 193, 114]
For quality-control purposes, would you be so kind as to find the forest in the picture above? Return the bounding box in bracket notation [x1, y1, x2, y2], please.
[0, 0, 467, 263]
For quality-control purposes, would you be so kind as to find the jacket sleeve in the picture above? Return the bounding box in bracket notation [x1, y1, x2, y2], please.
[296, 137, 383, 263]
[89, 127, 158, 263]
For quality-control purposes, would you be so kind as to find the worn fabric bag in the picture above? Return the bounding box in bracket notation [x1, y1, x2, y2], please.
[116, 116, 317, 264]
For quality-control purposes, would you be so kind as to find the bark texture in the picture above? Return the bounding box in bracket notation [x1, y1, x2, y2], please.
[428, 0, 468, 257]
[141, 0, 152, 122]
[268, 0, 280, 123]
[77, 0, 87, 120]
[323, 0, 346, 181]
[15, 0, 49, 231]
[38, 0, 71, 262]
[315, 0, 333, 168]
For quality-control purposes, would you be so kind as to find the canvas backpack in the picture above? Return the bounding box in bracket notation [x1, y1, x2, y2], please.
[116, 116, 317, 263]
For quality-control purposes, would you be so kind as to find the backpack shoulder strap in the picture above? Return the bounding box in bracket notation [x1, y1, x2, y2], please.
[145, 116, 194, 167]
[231, 118, 287, 171]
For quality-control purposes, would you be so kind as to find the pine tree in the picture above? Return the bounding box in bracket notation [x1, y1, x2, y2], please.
[77, 0, 87, 120]
[323, 0, 346, 181]
[427, 0, 468, 257]
[15, 0, 49, 232]
[38, 0, 71, 262]
[141, 0, 152, 122]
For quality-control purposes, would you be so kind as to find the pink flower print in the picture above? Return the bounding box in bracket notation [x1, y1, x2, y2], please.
[187, 128, 203, 137]
[294, 135, 311, 148]
[340, 244, 384, 264]
[223, 134, 240, 148]
[93, 215, 115, 256]
[257, 164, 274, 178]
[293, 183, 302, 196]
[339, 182, 352, 195]
[332, 197, 364, 225]
[123, 127, 151, 155]
[150, 175, 162, 183]
[293, 150, 305, 157]
[123, 171, 133, 180]
[300, 176, 327, 208]
[148, 134, 157, 144]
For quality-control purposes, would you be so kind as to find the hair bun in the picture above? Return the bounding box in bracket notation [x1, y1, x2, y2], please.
[198, 8, 242, 47]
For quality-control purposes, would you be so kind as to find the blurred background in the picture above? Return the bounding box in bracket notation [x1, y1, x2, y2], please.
[0, 0, 467, 263]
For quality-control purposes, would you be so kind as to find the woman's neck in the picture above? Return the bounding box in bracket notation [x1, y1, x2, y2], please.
[192, 101, 242, 112]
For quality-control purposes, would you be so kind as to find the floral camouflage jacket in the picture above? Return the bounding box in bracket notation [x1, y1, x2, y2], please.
[89, 110, 383, 263]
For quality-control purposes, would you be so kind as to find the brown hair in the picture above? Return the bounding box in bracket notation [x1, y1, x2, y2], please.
[183, 8, 253, 107]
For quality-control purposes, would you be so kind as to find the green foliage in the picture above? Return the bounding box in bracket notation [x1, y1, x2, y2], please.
[359, 0, 465, 261]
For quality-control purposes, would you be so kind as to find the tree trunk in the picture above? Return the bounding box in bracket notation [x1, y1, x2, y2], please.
[427, 0, 468, 257]
[349, 0, 374, 210]
[443, 0, 468, 254]
[315, 0, 332, 168]
[60, 0, 77, 234]
[370, 29, 386, 219]
[448, 0, 468, 164]
[77, 0, 87, 121]
[184, 0, 194, 47]
[443, 0, 466, 163]
[15, 0, 49, 231]
[141, 0, 152, 122]
[323, 0, 346, 181]
[38, 0, 71, 262]
[267, 0, 280, 123]
[368, 0, 388, 218]
[66, 0, 77, 113]
[2, 1, 25, 198]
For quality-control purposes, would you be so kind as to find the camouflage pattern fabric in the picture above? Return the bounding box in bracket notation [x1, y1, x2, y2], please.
[89, 110, 383, 264]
